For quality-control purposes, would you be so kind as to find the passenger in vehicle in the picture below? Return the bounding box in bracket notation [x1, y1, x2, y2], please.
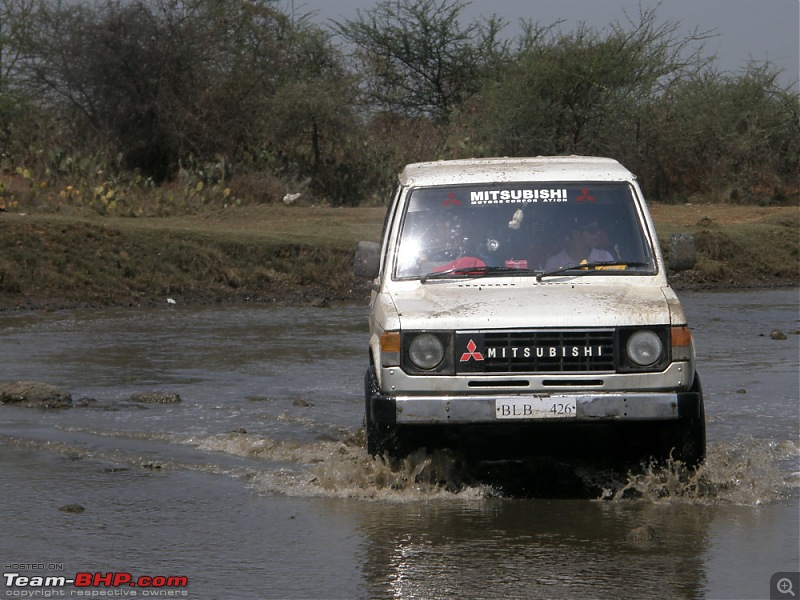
[544, 214, 615, 270]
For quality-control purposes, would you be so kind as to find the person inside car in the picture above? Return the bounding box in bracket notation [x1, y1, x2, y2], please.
[420, 209, 487, 273]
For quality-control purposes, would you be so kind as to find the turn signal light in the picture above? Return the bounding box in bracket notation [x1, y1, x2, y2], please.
[671, 325, 693, 361]
[380, 331, 401, 367]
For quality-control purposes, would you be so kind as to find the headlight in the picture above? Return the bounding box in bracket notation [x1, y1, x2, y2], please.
[408, 333, 445, 370]
[626, 330, 663, 366]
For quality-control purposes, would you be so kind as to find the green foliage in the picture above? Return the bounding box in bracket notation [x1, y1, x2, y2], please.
[20, 0, 290, 180]
[0, 0, 794, 210]
[465, 9, 711, 156]
[639, 64, 800, 202]
[334, 0, 508, 122]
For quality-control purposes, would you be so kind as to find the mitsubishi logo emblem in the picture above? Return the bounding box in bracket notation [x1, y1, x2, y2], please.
[460, 339, 484, 362]
[576, 187, 596, 202]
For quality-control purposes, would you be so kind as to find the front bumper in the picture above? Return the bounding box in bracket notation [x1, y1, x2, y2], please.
[369, 391, 702, 425]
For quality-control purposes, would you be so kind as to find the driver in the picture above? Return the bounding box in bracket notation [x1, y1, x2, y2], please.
[422, 209, 486, 272]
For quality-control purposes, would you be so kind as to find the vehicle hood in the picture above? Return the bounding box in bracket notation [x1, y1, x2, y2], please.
[390, 280, 674, 330]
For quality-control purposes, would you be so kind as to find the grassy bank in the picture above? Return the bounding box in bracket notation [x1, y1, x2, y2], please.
[0, 203, 797, 310]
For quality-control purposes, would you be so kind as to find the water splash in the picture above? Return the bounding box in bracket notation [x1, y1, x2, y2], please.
[6, 426, 796, 505]
[309, 448, 490, 500]
[177, 428, 800, 503]
[596, 436, 798, 505]
[270, 434, 797, 504]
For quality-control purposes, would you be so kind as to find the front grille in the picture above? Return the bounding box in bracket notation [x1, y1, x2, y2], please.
[456, 330, 615, 373]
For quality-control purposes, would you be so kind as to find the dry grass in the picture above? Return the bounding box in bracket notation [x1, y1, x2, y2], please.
[0, 202, 796, 309]
[648, 202, 799, 288]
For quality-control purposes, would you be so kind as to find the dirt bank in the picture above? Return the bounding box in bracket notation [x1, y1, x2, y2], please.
[0, 203, 797, 311]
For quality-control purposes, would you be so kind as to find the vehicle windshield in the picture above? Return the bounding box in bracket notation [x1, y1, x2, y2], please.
[393, 182, 656, 280]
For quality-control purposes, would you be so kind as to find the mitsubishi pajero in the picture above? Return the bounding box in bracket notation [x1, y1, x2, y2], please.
[354, 156, 705, 466]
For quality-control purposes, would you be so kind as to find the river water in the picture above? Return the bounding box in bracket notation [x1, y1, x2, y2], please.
[0, 288, 798, 599]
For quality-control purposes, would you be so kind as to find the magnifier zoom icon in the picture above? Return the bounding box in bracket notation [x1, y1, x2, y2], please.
[778, 578, 796, 596]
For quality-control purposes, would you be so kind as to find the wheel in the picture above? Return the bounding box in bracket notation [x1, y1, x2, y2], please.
[658, 373, 707, 467]
[617, 374, 706, 468]
[364, 367, 399, 457]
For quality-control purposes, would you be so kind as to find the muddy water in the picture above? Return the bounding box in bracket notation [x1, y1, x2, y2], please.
[0, 289, 797, 599]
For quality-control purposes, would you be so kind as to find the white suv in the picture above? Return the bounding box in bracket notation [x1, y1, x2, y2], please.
[355, 156, 705, 466]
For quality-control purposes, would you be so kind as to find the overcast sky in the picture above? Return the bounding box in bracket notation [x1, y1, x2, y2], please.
[288, 0, 799, 88]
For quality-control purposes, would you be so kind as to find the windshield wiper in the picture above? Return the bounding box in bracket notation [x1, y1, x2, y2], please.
[421, 265, 538, 283]
[422, 261, 651, 283]
[536, 261, 651, 282]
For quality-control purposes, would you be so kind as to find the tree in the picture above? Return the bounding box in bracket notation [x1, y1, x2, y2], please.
[259, 22, 365, 204]
[467, 7, 714, 162]
[12, 0, 365, 203]
[0, 0, 40, 158]
[640, 64, 800, 202]
[335, 0, 507, 123]
[20, 0, 294, 180]
[0, 0, 38, 93]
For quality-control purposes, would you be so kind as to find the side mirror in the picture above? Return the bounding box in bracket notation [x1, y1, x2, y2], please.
[668, 233, 696, 271]
[354, 241, 381, 279]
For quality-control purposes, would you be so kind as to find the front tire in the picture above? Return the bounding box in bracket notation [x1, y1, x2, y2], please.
[364, 367, 399, 457]
[658, 374, 707, 467]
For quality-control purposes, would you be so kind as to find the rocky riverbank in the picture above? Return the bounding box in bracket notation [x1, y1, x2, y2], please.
[0, 381, 181, 408]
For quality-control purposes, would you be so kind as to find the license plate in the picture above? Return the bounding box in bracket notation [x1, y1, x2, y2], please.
[495, 397, 577, 419]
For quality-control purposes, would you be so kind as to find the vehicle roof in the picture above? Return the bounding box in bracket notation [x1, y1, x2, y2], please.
[399, 156, 636, 187]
